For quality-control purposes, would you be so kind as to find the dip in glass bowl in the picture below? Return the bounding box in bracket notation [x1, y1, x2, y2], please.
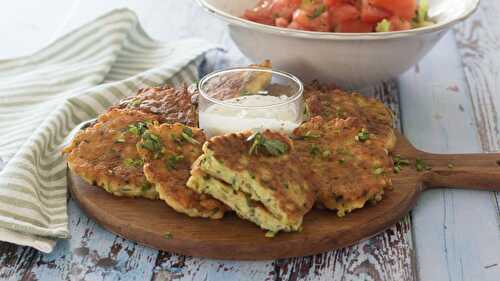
[198, 67, 305, 137]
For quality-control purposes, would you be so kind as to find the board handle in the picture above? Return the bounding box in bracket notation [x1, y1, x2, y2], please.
[420, 152, 500, 191]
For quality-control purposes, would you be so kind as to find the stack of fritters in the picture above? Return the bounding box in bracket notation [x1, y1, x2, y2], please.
[187, 131, 316, 234]
[65, 77, 399, 235]
[137, 123, 226, 219]
[63, 108, 160, 199]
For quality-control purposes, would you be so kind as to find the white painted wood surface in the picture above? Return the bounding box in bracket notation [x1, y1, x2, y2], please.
[0, 0, 498, 280]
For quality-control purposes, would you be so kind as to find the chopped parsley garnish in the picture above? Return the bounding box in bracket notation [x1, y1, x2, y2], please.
[355, 128, 370, 142]
[163, 232, 173, 239]
[393, 155, 411, 173]
[127, 121, 150, 136]
[415, 158, 431, 172]
[181, 127, 200, 145]
[141, 131, 163, 158]
[165, 154, 184, 170]
[123, 158, 144, 168]
[247, 132, 288, 156]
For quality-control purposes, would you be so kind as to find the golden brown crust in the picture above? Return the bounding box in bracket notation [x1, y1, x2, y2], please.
[112, 85, 198, 127]
[293, 116, 393, 216]
[137, 123, 227, 219]
[63, 109, 160, 199]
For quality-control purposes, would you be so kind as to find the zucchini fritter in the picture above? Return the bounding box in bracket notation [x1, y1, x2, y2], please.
[293, 116, 393, 216]
[188, 165, 289, 232]
[63, 109, 160, 199]
[190, 131, 315, 233]
[137, 123, 226, 219]
[112, 85, 198, 127]
[304, 84, 396, 151]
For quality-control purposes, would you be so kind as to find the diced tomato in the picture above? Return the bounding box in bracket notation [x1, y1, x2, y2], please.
[243, 0, 274, 25]
[271, 0, 301, 20]
[360, 0, 391, 23]
[323, 0, 345, 7]
[330, 4, 360, 26]
[290, 8, 331, 31]
[389, 16, 412, 31]
[309, 11, 331, 31]
[336, 19, 374, 32]
[275, 17, 290, 27]
[369, 0, 416, 20]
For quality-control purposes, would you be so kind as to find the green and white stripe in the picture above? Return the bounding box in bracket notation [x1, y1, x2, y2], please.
[0, 8, 218, 253]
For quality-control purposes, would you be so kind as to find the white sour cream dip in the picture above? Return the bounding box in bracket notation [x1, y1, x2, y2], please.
[199, 95, 302, 137]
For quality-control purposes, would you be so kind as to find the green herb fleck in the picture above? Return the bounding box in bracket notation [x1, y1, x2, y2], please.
[128, 121, 150, 136]
[393, 155, 411, 173]
[355, 128, 370, 142]
[322, 149, 332, 159]
[165, 154, 184, 170]
[247, 132, 288, 157]
[303, 130, 321, 140]
[180, 127, 200, 145]
[141, 131, 163, 158]
[338, 158, 346, 165]
[415, 158, 431, 172]
[123, 158, 144, 168]
[163, 232, 173, 239]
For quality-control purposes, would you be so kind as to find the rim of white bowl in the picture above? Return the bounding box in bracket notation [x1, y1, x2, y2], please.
[196, 0, 480, 40]
[198, 67, 304, 110]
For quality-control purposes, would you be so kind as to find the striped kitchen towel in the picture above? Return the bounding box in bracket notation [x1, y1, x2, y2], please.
[0, 8, 219, 253]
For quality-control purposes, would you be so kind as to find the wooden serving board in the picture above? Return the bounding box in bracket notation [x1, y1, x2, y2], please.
[68, 133, 500, 260]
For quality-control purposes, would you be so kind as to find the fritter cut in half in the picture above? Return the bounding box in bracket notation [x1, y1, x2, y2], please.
[304, 84, 396, 151]
[293, 116, 393, 216]
[137, 123, 226, 219]
[187, 131, 315, 234]
[63, 109, 160, 199]
[112, 85, 198, 127]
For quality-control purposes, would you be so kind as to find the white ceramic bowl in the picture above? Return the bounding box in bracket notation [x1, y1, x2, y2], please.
[197, 0, 479, 89]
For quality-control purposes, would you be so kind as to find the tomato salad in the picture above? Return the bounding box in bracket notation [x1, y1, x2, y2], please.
[242, 0, 433, 33]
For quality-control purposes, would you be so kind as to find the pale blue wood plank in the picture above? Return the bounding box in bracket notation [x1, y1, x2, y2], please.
[25, 200, 159, 281]
[399, 29, 500, 281]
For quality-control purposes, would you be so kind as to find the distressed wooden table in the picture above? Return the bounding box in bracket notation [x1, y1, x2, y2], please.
[0, 1, 499, 280]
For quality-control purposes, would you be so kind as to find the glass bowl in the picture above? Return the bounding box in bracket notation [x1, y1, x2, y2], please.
[198, 67, 304, 137]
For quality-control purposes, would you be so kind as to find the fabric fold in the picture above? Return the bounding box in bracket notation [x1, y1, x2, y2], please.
[0, 8, 220, 253]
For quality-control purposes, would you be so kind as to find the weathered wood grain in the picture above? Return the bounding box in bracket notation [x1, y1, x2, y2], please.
[399, 26, 500, 281]
[0, 242, 38, 280]
[20, 200, 159, 281]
